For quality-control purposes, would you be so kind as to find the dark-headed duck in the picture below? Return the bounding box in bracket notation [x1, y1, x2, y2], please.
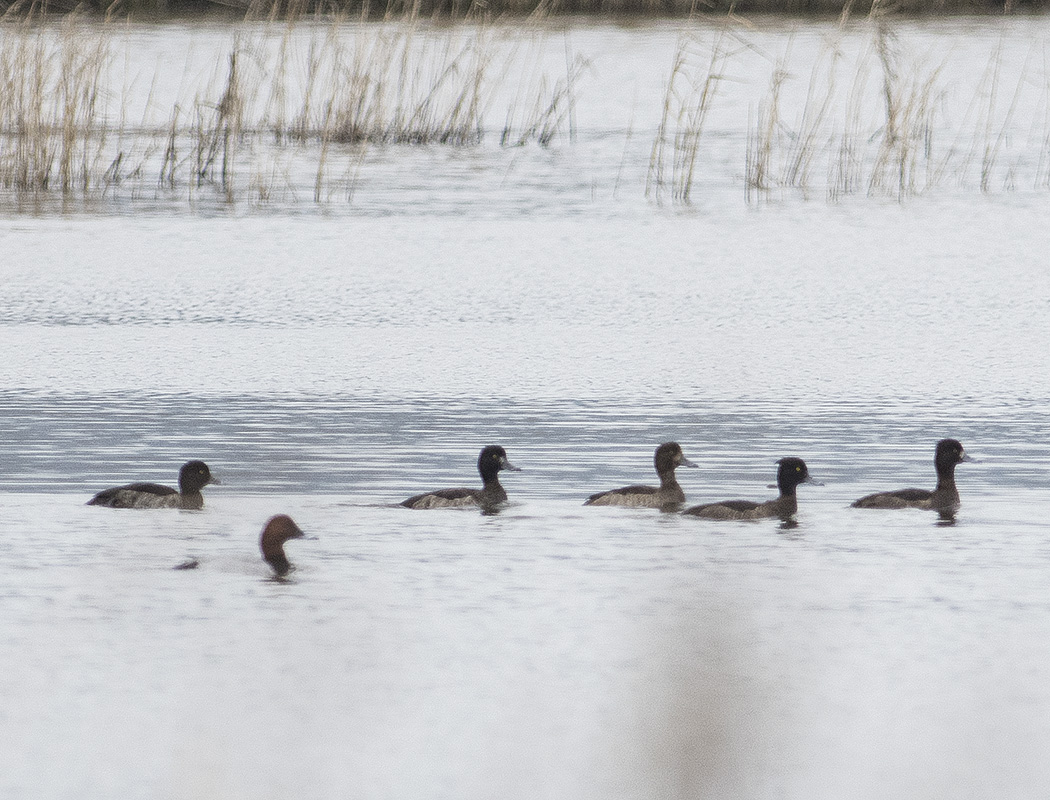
[261, 514, 306, 577]
[174, 514, 306, 575]
[584, 442, 698, 509]
[88, 460, 219, 510]
[683, 457, 817, 521]
[401, 445, 520, 510]
[851, 438, 973, 516]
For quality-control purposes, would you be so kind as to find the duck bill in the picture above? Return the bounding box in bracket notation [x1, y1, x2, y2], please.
[501, 458, 522, 472]
[680, 457, 699, 468]
[960, 451, 975, 463]
[803, 474, 824, 486]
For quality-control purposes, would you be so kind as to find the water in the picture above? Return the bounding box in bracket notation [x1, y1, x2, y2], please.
[4, 16, 1050, 800]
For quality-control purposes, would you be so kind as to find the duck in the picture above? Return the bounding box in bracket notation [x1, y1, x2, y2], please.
[851, 438, 973, 515]
[401, 445, 520, 510]
[683, 457, 817, 520]
[173, 514, 306, 576]
[584, 442, 698, 508]
[260, 514, 306, 577]
[87, 460, 219, 510]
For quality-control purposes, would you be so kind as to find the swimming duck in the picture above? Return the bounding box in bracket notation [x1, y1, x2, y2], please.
[584, 442, 698, 508]
[400, 445, 520, 510]
[851, 438, 973, 515]
[87, 460, 219, 509]
[173, 514, 306, 576]
[260, 514, 306, 577]
[683, 457, 816, 520]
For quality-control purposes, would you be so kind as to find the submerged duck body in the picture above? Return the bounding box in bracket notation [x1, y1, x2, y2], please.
[87, 460, 219, 509]
[584, 442, 698, 508]
[401, 445, 521, 510]
[261, 514, 306, 577]
[683, 457, 816, 521]
[851, 438, 973, 514]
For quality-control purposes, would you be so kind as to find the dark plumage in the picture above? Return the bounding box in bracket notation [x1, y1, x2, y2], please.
[401, 445, 521, 510]
[260, 514, 305, 577]
[683, 457, 817, 521]
[851, 438, 973, 515]
[584, 442, 698, 509]
[87, 460, 219, 509]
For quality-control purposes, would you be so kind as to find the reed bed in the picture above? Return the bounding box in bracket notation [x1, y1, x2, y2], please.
[3, 0, 1034, 19]
[742, 22, 1050, 202]
[2, 14, 1050, 209]
[0, 15, 586, 206]
[0, 17, 109, 194]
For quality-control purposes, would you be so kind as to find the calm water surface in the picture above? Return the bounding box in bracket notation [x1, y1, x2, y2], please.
[3, 17, 1050, 800]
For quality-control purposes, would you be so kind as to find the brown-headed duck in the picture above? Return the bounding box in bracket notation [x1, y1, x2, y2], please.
[584, 442, 698, 509]
[174, 514, 306, 576]
[260, 514, 306, 577]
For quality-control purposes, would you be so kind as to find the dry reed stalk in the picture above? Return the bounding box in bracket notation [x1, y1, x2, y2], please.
[159, 103, 180, 186]
[646, 39, 684, 202]
[978, 40, 1031, 193]
[744, 52, 787, 202]
[867, 23, 943, 199]
[502, 50, 586, 147]
[1035, 48, 1050, 189]
[782, 42, 840, 195]
[673, 32, 729, 203]
[827, 44, 872, 201]
[646, 24, 734, 204]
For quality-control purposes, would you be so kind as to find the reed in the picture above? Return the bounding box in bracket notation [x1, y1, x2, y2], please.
[744, 50, 787, 203]
[646, 23, 736, 204]
[500, 43, 586, 147]
[826, 42, 870, 200]
[865, 22, 942, 197]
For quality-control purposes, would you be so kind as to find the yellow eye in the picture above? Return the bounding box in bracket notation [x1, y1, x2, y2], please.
[796, 466, 801, 472]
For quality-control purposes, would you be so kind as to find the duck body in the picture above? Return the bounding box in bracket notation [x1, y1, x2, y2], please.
[88, 460, 218, 509]
[402, 487, 498, 509]
[585, 442, 698, 509]
[851, 438, 972, 514]
[401, 445, 520, 510]
[683, 457, 815, 521]
[851, 488, 948, 510]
